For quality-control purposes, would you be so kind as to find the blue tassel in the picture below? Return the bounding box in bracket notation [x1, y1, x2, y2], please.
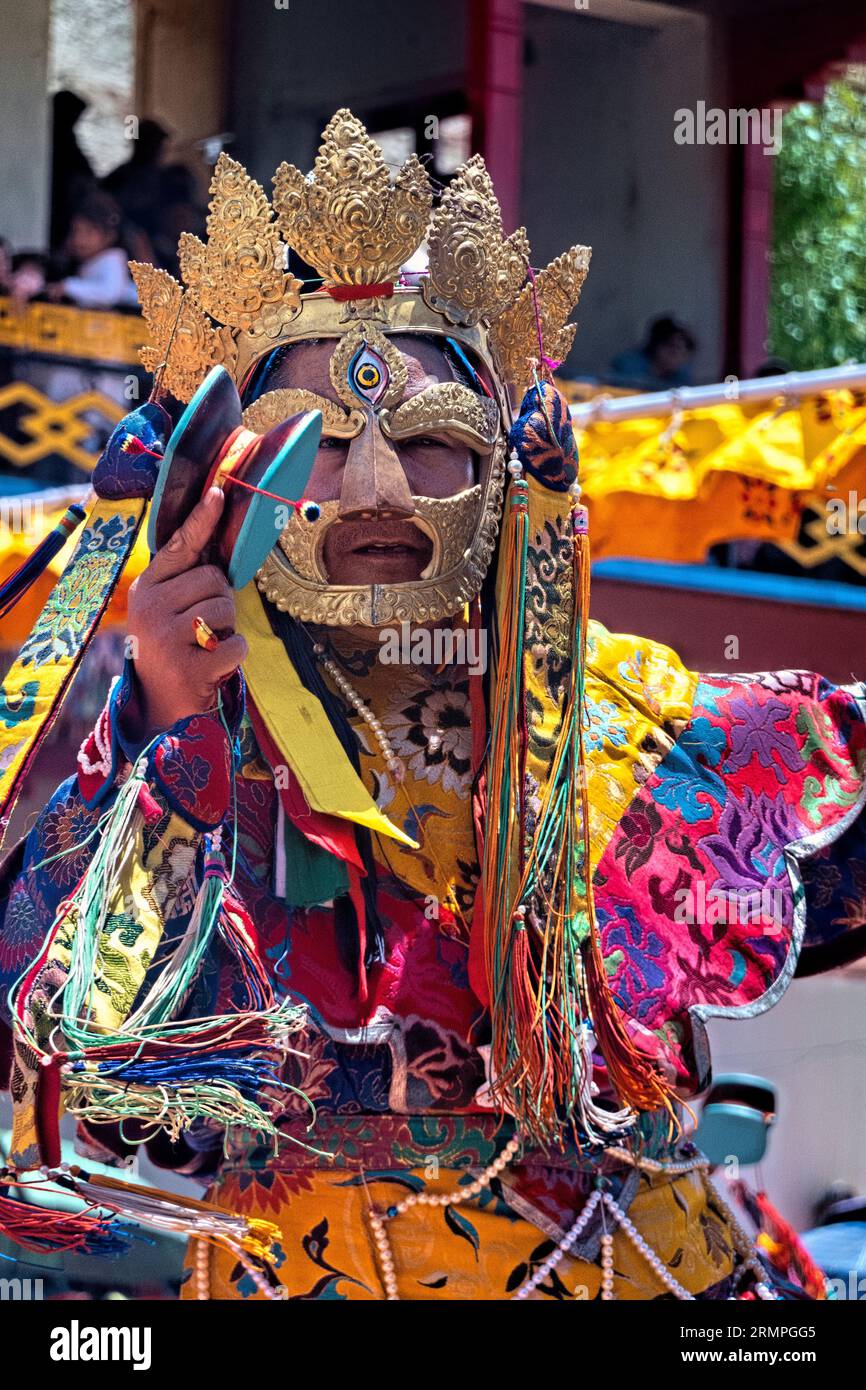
[79, 1050, 287, 1103]
[0, 502, 86, 619]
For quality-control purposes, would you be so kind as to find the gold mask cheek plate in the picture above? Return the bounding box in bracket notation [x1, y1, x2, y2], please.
[277, 500, 339, 583]
[256, 437, 506, 627]
[380, 382, 501, 453]
[242, 388, 364, 438]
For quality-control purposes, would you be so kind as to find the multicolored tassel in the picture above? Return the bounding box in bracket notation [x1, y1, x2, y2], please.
[482, 455, 680, 1144]
[482, 457, 534, 1116]
[571, 505, 679, 1131]
[0, 1166, 283, 1276]
[0, 1178, 131, 1255]
[10, 752, 316, 1162]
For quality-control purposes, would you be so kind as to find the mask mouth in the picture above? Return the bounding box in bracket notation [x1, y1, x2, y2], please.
[259, 444, 504, 628]
[351, 540, 425, 558]
[323, 516, 434, 582]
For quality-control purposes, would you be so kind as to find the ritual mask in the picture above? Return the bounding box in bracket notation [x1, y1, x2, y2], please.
[132, 108, 591, 627]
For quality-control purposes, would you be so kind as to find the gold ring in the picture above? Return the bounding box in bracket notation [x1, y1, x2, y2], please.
[193, 616, 219, 651]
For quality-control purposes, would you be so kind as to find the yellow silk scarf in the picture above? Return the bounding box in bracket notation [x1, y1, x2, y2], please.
[235, 582, 416, 847]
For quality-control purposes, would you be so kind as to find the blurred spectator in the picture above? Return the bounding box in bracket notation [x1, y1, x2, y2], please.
[151, 162, 205, 276]
[47, 192, 138, 308]
[8, 254, 49, 306]
[50, 90, 97, 249]
[610, 315, 697, 390]
[9, 193, 138, 310]
[102, 118, 170, 263]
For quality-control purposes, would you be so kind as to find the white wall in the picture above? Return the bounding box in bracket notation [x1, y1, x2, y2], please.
[0, 0, 51, 248]
[707, 972, 866, 1230]
[49, 0, 135, 178]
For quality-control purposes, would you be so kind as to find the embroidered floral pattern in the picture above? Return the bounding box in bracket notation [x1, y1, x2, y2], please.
[151, 714, 232, 828]
[385, 681, 472, 798]
[526, 515, 574, 707]
[598, 671, 866, 1082]
[39, 793, 102, 887]
[17, 514, 138, 668]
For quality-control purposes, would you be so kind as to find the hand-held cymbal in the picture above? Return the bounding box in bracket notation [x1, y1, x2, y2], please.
[148, 365, 322, 589]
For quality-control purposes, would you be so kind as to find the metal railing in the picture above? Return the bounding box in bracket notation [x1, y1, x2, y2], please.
[0, 296, 146, 486]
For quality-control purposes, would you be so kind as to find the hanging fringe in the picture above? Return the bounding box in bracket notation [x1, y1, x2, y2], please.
[573, 507, 680, 1131]
[71, 1170, 283, 1274]
[123, 827, 230, 1031]
[55, 1003, 316, 1155]
[483, 461, 537, 1119]
[483, 484, 680, 1145]
[0, 1166, 282, 1277]
[575, 1024, 637, 1135]
[0, 503, 86, 619]
[0, 1181, 131, 1255]
[11, 754, 317, 1161]
[219, 892, 279, 1013]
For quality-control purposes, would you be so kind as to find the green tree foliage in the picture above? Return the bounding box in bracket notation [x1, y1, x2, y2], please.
[769, 81, 866, 370]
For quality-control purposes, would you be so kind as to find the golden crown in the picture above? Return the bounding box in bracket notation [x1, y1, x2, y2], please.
[132, 109, 591, 407]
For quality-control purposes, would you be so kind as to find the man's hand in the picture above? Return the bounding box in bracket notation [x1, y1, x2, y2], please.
[125, 487, 248, 736]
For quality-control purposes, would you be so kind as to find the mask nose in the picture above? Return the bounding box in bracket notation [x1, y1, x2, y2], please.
[338, 416, 415, 520]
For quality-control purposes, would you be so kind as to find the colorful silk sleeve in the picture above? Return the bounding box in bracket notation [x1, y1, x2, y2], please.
[797, 792, 866, 976]
[584, 631, 866, 1093]
[78, 655, 244, 824]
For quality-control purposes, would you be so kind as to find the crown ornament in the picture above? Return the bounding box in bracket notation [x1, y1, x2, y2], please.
[130, 261, 236, 402]
[423, 155, 530, 328]
[179, 153, 303, 336]
[490, 245, 592, 398]
[132, 108, 591, 406]
[272, 109, 432, 287]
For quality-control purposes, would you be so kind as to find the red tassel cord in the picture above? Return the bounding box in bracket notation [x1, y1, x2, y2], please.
[732, 1180, 827, 1299]
[0, 1177, 128, 1255]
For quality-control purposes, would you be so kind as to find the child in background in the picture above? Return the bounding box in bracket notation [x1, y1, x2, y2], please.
[47, 191, 138, 309]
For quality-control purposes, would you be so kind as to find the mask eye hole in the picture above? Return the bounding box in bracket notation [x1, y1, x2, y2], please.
[349, 345, 388, 404]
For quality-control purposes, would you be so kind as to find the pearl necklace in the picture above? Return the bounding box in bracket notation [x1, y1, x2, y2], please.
[309, 638, 778, 1303]
[603, 1146, 709, 1176]
[312, 642, 406, 783]
[366, 1145, 778, 1302]
[193, 1233, 283, 1301]
[598, 1190, 695, 1299]
[367, 1135, 522, 1301]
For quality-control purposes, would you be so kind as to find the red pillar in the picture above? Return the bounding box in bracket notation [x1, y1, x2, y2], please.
[739, 138, 775, 374]
[467, 0, 524, 233]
